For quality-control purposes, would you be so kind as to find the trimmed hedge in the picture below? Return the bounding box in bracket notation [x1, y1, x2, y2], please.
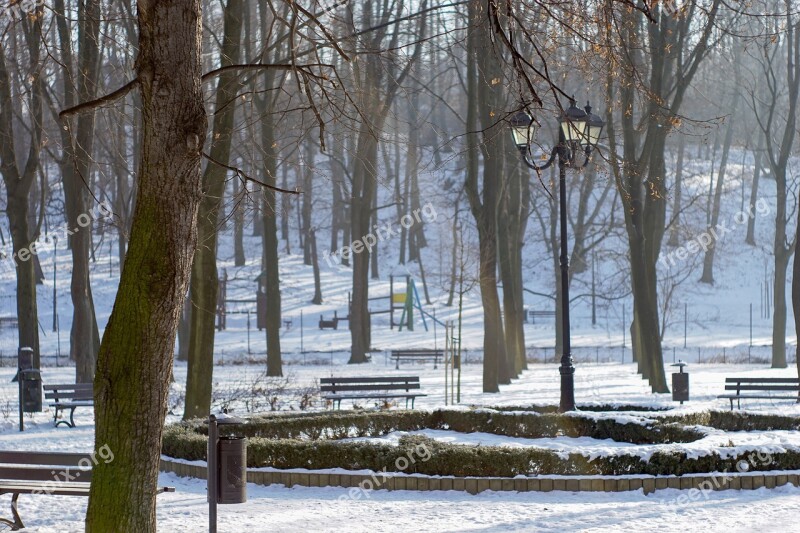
[176, 409, 701, 445]
[662, 411, 800, 432]
[161, 408, 800, 477]
[492, 404, 669, 413]
[162, 428, 800, 477]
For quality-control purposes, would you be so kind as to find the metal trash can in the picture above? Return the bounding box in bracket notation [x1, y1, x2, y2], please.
[671, 361, 689, 404]
[18, 347, 42, 412]
[20, 369, 42, 412]
[217, 437, 247, 504]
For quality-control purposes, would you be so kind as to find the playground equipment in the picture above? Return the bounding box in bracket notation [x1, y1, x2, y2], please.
[214, 270, 262, 331]
[317, 275, 428, 333]
[395, 276, 428, 332]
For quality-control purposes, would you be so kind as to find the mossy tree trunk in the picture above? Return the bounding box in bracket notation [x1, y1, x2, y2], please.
[85, 1, 207, 530]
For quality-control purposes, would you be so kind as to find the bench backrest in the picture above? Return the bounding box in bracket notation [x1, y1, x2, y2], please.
[320, 376, 421, 394]
[44, 383, 93, 401]
[724, 377, 800, 392]
[390, 350, 443, 356]
[0, 451, 95, 482]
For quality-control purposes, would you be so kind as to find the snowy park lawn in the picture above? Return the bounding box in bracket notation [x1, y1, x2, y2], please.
[3, 359, 800, 531]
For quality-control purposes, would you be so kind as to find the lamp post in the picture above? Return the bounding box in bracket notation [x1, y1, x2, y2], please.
[510, 99, 604, 412]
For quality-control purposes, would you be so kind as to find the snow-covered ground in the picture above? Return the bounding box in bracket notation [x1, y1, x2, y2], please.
[3, 362, 800, 531]
[7, 473, 800, 533]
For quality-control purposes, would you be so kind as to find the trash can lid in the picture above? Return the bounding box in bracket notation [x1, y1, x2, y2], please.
[670, 360, 688, 368]
[211, 413, 246, 425]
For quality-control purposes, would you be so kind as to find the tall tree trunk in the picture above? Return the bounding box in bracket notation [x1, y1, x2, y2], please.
[765, 6, 799, 368]
[184, 0, 243, 419]
[86, 1, 207, 529]
[233, 178, 246, 266]
[499, 154, 527, 378]
[464, 0, 506, 391]
[667, 135, 685, 247]
[302, 141, 313, 265]
[311, 228, 323, 304]
[603, 1, 720, 393]
[257, 94, 283, 376]
[0, 7, 44, 366]
[792, 200, 800, 380]
[701, 59, 740, 284]
[349, 126, 379, 363]
[774, 249, 789, 368]
[177, 294, 191, 361]
[746, 133, 764, 246]
[53, 0, 102, 382]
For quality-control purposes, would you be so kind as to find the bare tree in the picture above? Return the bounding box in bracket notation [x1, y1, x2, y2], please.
[0, 4, 45, 365]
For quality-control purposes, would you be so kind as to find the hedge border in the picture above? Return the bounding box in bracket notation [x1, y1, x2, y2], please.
[161, 409, 800, 478]
[159, 457, 800, 495]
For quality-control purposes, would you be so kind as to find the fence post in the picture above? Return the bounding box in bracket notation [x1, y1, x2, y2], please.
[684, 303, 687, 349]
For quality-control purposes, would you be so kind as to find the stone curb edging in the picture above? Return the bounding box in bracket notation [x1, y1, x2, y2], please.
[159, 458, 800, 495]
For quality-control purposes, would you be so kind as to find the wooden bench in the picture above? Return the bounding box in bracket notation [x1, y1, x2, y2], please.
[718, 377, 800, 410]
[528, 310, 556, 324]
[319, 311, 340, 330]
[44, 384, 94, 428]
[390, 349, 443, 370]
[0, 450, 175, 530]
[320, 376, 426, 410]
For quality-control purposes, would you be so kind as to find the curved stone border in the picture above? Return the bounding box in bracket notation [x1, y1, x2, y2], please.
[159, 457, 800, 495]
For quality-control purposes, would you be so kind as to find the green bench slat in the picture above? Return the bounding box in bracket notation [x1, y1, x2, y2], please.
[44, 392, 94, 400]
[320, 377, 419, 384]
[0, 451, 93, 466]
[321, 383, 421, 392]
[720, 377, 800, 409]
[724, 378, 800, 383]
[0, 467, 92, 482]
[43, 384, 93, 390]
[724, 385, 800, 391]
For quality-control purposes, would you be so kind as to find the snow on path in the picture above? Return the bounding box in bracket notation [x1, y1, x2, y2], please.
[8, 473, 800, 532]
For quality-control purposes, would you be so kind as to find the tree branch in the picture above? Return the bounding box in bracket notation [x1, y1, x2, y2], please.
[202, 152, 301, 195]
[59, 78, 140, 120]
[201, 63, 331, 83]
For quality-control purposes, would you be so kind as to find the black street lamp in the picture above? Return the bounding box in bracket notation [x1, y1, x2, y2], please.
[511, 99, 604, 412]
